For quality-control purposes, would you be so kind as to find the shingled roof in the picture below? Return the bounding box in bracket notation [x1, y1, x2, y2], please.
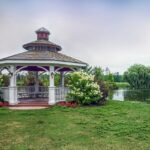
[0, 50, 86, 65]
[0, 27, 87, 67]
[23, 40, 62, 51]
[36, 27, 50, 34]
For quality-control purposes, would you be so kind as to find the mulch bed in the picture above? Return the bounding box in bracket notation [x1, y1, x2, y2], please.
[0, 101, 9, 107]
[0, 101, 77, 108]
[56, 101, 77, 108]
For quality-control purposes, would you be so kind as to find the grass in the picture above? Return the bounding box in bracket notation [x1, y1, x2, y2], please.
[115, 82, 130, 88]
[0, 100, 150, 150]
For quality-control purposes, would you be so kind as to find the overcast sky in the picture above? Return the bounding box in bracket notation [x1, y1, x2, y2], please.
[0, 0, 150, 74]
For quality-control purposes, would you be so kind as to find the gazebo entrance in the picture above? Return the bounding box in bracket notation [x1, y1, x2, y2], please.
[0, 65, 71, 106]
[17, 86, 69, 106]
[16, 66, 49, 104]
[8, 65, 71, 105]
[17, 86, 49, 103]
[0, 27, 87, 106]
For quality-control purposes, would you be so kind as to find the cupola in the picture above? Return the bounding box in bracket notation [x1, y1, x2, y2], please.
[36, 27, 50, 40]
[23, 27, 62, 51]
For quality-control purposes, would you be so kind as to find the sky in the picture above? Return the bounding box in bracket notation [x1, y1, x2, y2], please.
[0, 0, 150, 74]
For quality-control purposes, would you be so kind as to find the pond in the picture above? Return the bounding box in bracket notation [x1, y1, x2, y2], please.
[109, 89, 150, 103]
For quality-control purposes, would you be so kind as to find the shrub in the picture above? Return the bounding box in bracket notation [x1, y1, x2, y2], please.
[0, 75, 9, 87]
[98, 81, 109, 105]
[106, 81, 118, 90]
[67, 71, 102, 105]
[0, 90, 4, 102]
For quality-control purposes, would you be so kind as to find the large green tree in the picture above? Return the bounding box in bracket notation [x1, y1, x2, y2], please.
[124, 64, 150, 89]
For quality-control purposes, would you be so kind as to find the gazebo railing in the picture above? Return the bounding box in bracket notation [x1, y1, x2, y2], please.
[17, 86, 70, 102]
[0, 86, 70, 103]
[17, 86, 49, 99]
[54, 87, 70, 102]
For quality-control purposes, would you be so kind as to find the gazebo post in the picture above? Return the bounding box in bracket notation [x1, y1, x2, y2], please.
[48, 65, 55, 105]
[60, 72, 65, 87]
[35, 71, 39, 97]
[9, 65, 17, 105]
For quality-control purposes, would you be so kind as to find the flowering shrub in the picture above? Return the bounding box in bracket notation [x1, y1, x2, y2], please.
[67, 71, 102, 105]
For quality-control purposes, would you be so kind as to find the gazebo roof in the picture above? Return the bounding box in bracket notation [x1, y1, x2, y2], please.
[1, 50, 85, 64]
[36, 27, 50, 34]
[0, 27, 87, 67]
[23, 27, 61, 51]
[23, 39, 62, 51]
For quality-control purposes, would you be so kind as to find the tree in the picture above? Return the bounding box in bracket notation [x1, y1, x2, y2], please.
[92, 66, 104, 83]
[124, 64, 150, 89]
[113, 73, 124, 82]
[84, 66, 104, 83]
[104, 73, 114, 82]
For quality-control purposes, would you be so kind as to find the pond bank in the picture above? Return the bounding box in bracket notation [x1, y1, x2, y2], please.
[110, 88, 150, 103]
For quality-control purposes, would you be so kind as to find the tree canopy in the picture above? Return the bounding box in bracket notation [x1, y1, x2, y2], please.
[124, 64, 150, 89]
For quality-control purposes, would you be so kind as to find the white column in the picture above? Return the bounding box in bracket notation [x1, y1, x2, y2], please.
[48, 66, 55, 105]
[60, 72, 65, 87]
[35, 72, 39, 97]
[9, 65, 17, 105]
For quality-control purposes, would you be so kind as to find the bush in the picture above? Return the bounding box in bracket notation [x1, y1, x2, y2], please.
[0, 90, 4, 102]
[106, 82, 118, 91]
[98, 81, 109, 105]
[0, 75, 9, 87]
[67, 71, 102, 105]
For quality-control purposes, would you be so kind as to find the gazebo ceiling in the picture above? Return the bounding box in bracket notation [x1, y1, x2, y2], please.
[16, 66, 76, 72]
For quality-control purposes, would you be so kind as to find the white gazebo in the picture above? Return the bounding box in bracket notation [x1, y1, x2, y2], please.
[0, 27, 87, 106]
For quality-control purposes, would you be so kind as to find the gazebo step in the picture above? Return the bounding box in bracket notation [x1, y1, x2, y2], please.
[10, 105, 50, 107]
[9, 101, 50, 107]
[10, 104, 50, 107]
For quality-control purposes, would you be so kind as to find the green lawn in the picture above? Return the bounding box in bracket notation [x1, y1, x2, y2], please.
[115, 82, 130, 88]
[0, 101, 150, 150]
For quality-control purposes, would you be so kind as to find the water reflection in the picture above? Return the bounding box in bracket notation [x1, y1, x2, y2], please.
[110, 89, 150, 103]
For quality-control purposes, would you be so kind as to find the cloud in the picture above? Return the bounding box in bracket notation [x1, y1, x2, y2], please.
[0, 0, 150, 74]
